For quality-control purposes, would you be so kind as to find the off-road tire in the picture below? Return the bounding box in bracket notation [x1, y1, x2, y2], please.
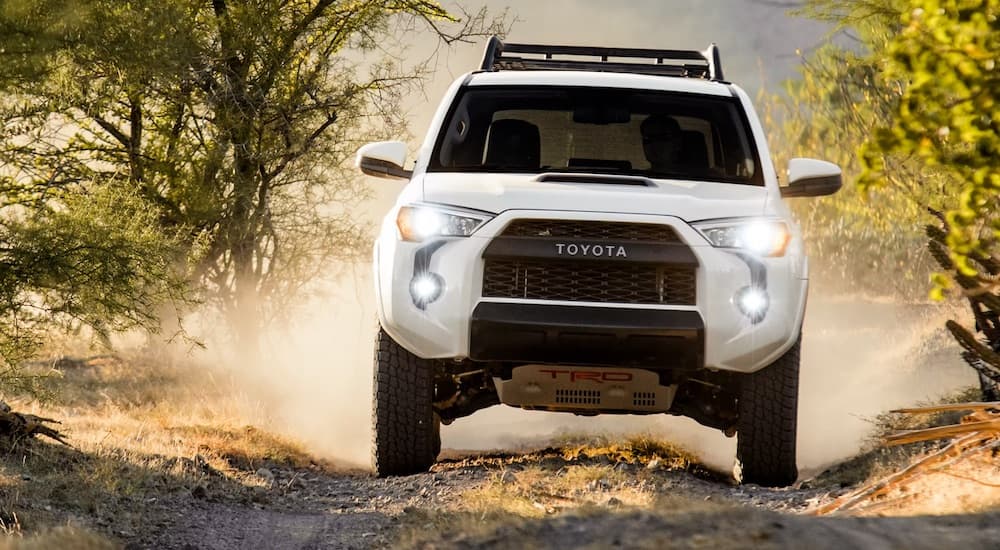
[372, 327, 440, 476]
[736, 334, 800, 487]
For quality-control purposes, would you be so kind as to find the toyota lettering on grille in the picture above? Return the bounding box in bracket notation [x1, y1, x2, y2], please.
[554, 243, 628, 258]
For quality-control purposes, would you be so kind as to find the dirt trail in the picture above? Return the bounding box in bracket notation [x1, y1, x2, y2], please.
[3, 297, 993, 549]
[120, 449, 1000, 550]
[132, 298, 991, 549]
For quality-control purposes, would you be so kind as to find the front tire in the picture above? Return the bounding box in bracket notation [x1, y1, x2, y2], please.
[736, 334, 800, 487]
[372, 327, 440, 476]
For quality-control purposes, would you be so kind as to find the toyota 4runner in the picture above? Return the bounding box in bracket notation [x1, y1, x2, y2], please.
[357, 37, 841, 487]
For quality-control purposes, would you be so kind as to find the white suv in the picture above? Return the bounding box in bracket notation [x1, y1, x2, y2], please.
[358, 37, 841, 486]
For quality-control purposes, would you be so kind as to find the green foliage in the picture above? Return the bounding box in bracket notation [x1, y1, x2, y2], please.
[0, 1, 505, 360]
[859, 0, 1000, 298]
[763, 0, 964, 297]
[0, 183, 188, 392]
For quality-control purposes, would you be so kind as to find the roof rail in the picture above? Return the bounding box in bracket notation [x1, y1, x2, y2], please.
[479, 36, 726, 82]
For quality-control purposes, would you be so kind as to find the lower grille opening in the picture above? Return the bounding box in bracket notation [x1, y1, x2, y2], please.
[633, 391, 656, 407]
[555, 389, 601, 405]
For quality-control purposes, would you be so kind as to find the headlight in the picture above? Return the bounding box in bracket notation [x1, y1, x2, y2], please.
[693, 219, 791, 257]
[396, 205, 492, 242]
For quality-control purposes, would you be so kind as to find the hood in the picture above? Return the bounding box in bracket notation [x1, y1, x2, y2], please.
[420, 173, 769, 221]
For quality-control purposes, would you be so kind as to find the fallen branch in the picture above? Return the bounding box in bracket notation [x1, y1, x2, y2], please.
[886, 419, 1000, 446]
[813, 403, 1000, 515]
[813, 432, 985, 515]
[0, 401, 72, 447]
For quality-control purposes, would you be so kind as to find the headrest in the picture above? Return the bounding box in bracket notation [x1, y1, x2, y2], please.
[680, 130, 709, 169]
[485, 119, 540, 170]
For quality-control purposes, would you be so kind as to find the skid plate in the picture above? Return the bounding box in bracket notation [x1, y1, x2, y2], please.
[493, 364, 677, 413]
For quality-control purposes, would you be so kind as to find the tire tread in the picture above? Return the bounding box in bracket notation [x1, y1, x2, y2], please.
[371, 328, 439, 476]
[737, 335, 800, 487]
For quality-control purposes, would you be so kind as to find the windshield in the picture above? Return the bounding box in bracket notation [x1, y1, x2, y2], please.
[429, 86, 763, 186]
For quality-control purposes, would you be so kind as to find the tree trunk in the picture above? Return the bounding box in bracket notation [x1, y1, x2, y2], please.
[229, 126, 262, 366]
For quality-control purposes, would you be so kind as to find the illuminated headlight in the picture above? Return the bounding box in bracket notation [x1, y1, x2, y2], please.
[397, 205, 492, 242]
[693, 219, 791, 257]
[735, 286, 769, 322]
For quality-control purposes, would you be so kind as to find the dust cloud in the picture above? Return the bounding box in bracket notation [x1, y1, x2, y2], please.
[196, 267, 977, 476]
[218, 271, 380, 469]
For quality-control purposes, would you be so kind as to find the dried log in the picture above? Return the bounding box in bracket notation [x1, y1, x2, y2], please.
[0, 401, 71, 447]
[885, 420, 1000, 446]
[948, 321, 1000, 369]
[891, 402, 1000, 414]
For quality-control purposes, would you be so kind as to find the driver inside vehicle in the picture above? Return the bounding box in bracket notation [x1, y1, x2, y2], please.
[640, 114, 683, 173]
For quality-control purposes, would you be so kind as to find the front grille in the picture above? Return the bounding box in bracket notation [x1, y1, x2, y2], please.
[482, 259, 696, 305]
[555, 389, 601, 405]
[501, 220, 681, 242]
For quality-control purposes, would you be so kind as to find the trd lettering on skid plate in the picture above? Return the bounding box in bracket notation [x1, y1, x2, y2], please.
[537, 369, 634, 383]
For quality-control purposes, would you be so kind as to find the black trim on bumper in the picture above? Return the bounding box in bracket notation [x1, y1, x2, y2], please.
[470, 302, 704, 369]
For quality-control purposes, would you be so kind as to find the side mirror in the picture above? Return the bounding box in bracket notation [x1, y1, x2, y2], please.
[356, 141, 412, 179]
[781, 158, 842, 198]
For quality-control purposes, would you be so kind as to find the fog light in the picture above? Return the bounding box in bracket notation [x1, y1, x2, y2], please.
[410, 273, 444, 309]
[735, 286, 769, 323]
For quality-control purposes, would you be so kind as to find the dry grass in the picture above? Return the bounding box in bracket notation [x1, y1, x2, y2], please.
[420, 434, 709, 521]
[395, 435, 723, 547]
[0, 351, 330, 541]
[553, 434, 699, 468]
[0, 526, 117, 550]
[396, 483, 738, 549]
[465, 463, 654, 518]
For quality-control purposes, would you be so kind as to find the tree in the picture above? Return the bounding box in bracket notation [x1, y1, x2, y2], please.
[0, 2, 189, 391]
[762, 0, 957, 296]
[859, 0, 999, 395]
[860, 0, 999, 297]
[0, 1, 504, 359]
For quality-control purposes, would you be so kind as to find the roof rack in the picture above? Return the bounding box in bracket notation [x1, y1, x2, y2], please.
[479, 36, 725, 82]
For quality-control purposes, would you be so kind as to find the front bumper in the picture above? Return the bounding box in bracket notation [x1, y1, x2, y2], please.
[375, 209, 807, 374]
[470, 302, 704, 369]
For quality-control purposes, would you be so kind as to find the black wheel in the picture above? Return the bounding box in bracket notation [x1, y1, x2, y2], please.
[372, 327, 440, 476]
[736, 334, 800, 487]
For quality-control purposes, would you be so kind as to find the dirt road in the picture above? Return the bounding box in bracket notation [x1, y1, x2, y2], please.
[98, 446, 997, 550]
[4, 298, 996, 549]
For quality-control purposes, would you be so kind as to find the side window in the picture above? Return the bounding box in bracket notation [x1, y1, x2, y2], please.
[438, 97, 472, 167]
